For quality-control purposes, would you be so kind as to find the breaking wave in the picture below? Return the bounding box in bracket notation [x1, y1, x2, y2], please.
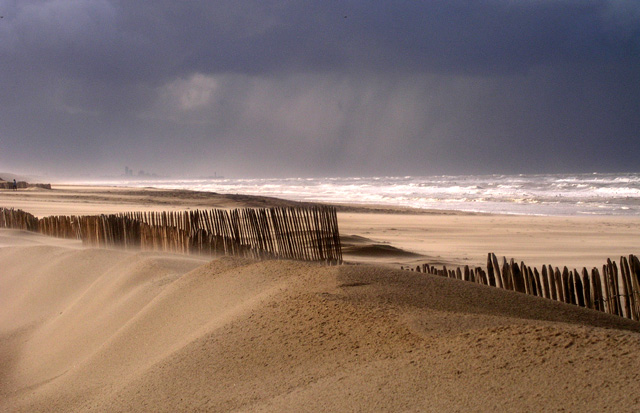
[71, 172, 640, 216]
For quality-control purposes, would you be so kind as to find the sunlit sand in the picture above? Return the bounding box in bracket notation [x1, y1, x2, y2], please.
[1, 185, 639, 411]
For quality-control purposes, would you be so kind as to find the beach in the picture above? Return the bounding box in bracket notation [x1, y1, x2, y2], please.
[1, 185, 639, 411]
[2, 184, 638, 268]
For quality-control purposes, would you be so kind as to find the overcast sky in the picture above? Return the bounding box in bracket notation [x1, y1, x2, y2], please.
[1, 0, 639, 179]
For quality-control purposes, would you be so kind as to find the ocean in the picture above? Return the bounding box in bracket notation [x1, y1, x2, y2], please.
[73, 172, 640, 216]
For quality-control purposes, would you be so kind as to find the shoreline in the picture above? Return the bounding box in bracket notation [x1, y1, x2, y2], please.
[50, 172, 640, 217]
[3, 182, 639, 217]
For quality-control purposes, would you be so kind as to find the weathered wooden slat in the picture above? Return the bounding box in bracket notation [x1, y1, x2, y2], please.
[628, 255, 640, 320]
[552, 268, 563, 303]
[560, 267, 571, 304]
[619, 256, 633, 320]
[581, 268, 592, 309]
[573, 269, 585, 307]
[490, 253, 502, 289]
[532, 267, 542, 298]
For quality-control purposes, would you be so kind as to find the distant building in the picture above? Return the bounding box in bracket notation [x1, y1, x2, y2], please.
[123, 166, 158, 178]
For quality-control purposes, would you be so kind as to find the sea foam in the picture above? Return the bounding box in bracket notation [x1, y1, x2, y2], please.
[70, 172, 640, 216]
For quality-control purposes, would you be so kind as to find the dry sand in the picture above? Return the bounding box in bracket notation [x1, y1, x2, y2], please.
[338, 212, 640, 269]
[1, 185, 639, 411]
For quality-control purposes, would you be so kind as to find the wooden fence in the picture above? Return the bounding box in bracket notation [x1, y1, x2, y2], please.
[405, 253, 640, 321]
[0, 206, 342, 264]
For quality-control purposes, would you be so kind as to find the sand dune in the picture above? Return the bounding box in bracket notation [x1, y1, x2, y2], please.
[1, 230, 638, 412]
[341, 234, 425, 263]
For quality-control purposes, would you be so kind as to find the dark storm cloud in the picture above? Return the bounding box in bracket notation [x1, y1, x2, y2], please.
[5, 1, 638, 77]
[0, 0, 638, 177]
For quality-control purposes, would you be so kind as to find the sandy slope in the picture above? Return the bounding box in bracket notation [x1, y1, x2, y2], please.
[1, 230, 638, 412]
